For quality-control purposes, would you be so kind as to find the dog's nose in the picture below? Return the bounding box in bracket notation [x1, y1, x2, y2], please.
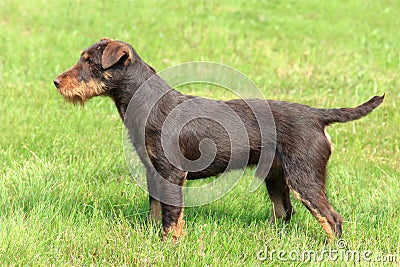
[53, 78, 61, 88]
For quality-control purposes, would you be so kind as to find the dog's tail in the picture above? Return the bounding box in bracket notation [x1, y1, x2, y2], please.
[318, 94, 385, 126]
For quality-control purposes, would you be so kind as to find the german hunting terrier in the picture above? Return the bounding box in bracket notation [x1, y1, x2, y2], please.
[54, 38, 384, 242]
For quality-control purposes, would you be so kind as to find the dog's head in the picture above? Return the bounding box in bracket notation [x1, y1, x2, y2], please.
[53, 38, 152, 105]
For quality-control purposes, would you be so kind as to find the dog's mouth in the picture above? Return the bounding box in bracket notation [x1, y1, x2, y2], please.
[59, 90, 85, 105]
[56, 82, 86, 106]
[54, 76, 107, 106]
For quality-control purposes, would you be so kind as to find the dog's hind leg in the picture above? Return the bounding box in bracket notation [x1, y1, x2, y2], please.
[290, 180, 343, 239]
[265, 168, 294, 223]
[284, 158, 343, 239]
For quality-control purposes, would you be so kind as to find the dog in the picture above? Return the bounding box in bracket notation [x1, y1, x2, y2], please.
[54, 38, 384, 242]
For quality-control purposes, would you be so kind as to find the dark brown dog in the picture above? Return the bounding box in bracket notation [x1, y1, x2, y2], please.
[54, 38, 384, 242]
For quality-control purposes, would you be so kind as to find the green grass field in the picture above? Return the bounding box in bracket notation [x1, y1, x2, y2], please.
[0, 0, 399, 266]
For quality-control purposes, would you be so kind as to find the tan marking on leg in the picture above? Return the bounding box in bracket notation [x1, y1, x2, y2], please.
[162, 172, 187, 243]
[162, 208, 185, 243]
[288, 186, 309, 206]
[149, 199, 162, 222]
[311, 208, 335, 240]
[289, 186, 334, 239]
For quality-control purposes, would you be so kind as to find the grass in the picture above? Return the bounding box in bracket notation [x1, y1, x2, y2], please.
[0, 0, 399, 266]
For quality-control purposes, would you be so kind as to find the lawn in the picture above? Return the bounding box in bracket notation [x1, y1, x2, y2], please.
[0, 0, 399, 266]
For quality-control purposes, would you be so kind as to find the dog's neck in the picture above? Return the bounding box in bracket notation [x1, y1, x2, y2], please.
[114, 62, 184, 151]
[109, 60, 182, 125]
[108, 60, 159, 120]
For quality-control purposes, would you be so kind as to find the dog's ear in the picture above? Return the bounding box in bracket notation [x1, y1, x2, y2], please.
[102, 41, 132, 69]
[100, 37, 114, 42]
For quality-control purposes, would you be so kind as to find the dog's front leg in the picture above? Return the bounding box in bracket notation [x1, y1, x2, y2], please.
[161, 203, 185, 243]
[149, 197, 162, 222]
[146, 169, 162, 221]
[157, 170, 187, 243]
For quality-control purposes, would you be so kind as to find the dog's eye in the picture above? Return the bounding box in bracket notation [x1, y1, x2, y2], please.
[80, 52, 90, 63]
